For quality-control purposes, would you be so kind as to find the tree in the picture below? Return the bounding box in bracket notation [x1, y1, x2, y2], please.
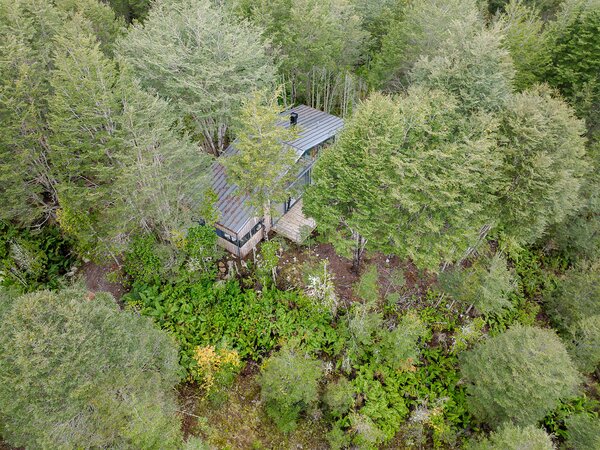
[439, 253, 517, 315]
[496, 0, 551, 91]
[303, 93, 401, 270]
[259, 346, 322, 432]
[234, 0, 368, 114]
[369, 0, 483, 90]
[496, 86, 588, 244]
[113, 71, 213, 244]
[48, 17, 122, 259]
[305, 88, 500, 271]
[546, 0, 600, 130]
[0, 0, 64, 227]
[546, 260, 600, 373]
[467, 424, 555, 450]
[221, 90, 298, 234]
[565, 413, 600, 450]
[118, 0, 277, 155]
[410, 25, 514, 114]
[0, 288, 182, 448]
[548, 137, 600, 260]
[460, 325, 580, 426]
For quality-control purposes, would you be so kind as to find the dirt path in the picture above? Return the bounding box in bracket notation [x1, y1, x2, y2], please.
[80, 261, 127, 300]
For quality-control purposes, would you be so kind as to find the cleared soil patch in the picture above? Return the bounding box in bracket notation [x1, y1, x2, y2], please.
[80, 261, 127, 300]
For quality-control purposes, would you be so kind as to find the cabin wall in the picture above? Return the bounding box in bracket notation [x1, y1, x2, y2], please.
[239, 231, 264, 258]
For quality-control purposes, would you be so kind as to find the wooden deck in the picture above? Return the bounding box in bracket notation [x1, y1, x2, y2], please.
[273, 199, 316, 243]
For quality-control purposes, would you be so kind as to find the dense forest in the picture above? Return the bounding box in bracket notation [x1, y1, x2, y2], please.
[0, 0, 599, 448]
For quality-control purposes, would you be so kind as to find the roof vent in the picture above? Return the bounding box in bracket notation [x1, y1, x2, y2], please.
[290, 112, 298, 126]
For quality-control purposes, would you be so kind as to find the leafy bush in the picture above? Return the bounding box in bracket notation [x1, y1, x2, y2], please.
[123, 233, 166, 284]
[378, 311, 427, 370]
[189, 345, 241, 392]
[259, 346, 322, 432]
[0, 223, 75, 292]
[125, 280, 341, 374]
[546, 260, 600, 334]
[460, 325, 581, 427]
[0, 287, 182, 449]
[183, 224, 223, 281]
[546, 261, 600, 373]
[439, 253, 516, 315]
[565, 413, 600, 450]
[323, 376, 355, 418]
[467, 423, 554, 450]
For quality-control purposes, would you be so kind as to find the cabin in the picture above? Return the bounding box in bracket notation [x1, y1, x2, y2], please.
[210, 105, 344, 257]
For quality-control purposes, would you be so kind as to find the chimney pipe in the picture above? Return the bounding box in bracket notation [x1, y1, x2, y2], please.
[290, 112, 298, 126]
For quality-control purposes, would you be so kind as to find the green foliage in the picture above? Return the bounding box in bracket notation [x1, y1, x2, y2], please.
[497, 0, 551, 91]
[546, 261, 600, 373]
[125, 280, 341, 373]
[370, 0, 483, 90]
[439, 253, 517, 315]
[256, 239, 281, 287]
[354, 264, 380, 304]
[123, 234, 166, 284]
[0, 287, 182, 449]
[411, 25, 514, 114]
[0, 223, 75, 292]
[259, 347, 322, 432]
[496, 85, 588, 244]
[118, 0, 276, 155]
[467, 423, 554, 450]
[565, 413, 600, 450]
[378, 312, 427, 370]
[183, 224, 223, 282]
[543, 394, 600, 441]
[324, 377, 355, 418]
[546, 0, 600, 127]
[546, 260, 600, 334]
[222, 89, 298, 220]
[460, 325, 581, 427]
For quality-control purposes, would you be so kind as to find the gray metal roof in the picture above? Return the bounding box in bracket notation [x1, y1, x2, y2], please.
[211, 105, 344, 235]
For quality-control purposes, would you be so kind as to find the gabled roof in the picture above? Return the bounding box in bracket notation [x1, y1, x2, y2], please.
[211, 105, 344, 235]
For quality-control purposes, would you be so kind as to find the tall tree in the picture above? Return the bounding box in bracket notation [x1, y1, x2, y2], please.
[118, 0, 277, 155]
[546, 0, 600, 130]
[369, 0, 483, 90]
[303, 93, 401, 270]
[410, 25, 514, 114]
[48, 17, 122, 259]
[305, 88, 500, 270]
[0, 0, 64, 227]
[112, 70, 213, 244]
[495, 86, 588, 244]
[0, 288, 182, 448]
[460, 325, 581, 427]
[496, 0, 551, 91]
[221, 90, 298, 235]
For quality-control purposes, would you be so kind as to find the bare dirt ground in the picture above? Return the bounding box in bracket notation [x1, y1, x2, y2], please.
[80, 261, 127, 300]
[278, 241, 437, 304]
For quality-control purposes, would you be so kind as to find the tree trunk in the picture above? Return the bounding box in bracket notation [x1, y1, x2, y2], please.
[351, 230, 367, 273]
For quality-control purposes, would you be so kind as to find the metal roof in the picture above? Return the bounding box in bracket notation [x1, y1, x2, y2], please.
[211, 105, 344, 235]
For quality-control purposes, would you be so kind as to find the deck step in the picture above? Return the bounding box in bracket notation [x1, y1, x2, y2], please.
[273, 199, 316, 243]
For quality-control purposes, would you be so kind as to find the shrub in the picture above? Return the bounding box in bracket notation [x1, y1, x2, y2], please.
[378, 311, 427, 370]
[460, 325, 580, 427]
[189, 345, 241, 392]
[467, 424, 554, 450]
[123, 233, 166, 284]
[259, 346, 322, 432]
[565, 413, 600, 450]
[0, 223, 75, 292]
[324, 376, 355, 418]
[439, 253, 516, 315]
[0, 287, 182, 449]
[568, 315, 600, 374]
[183, 224, 223, 281]
[546, 261, 600, 373]
[546, 260, 600, 334]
